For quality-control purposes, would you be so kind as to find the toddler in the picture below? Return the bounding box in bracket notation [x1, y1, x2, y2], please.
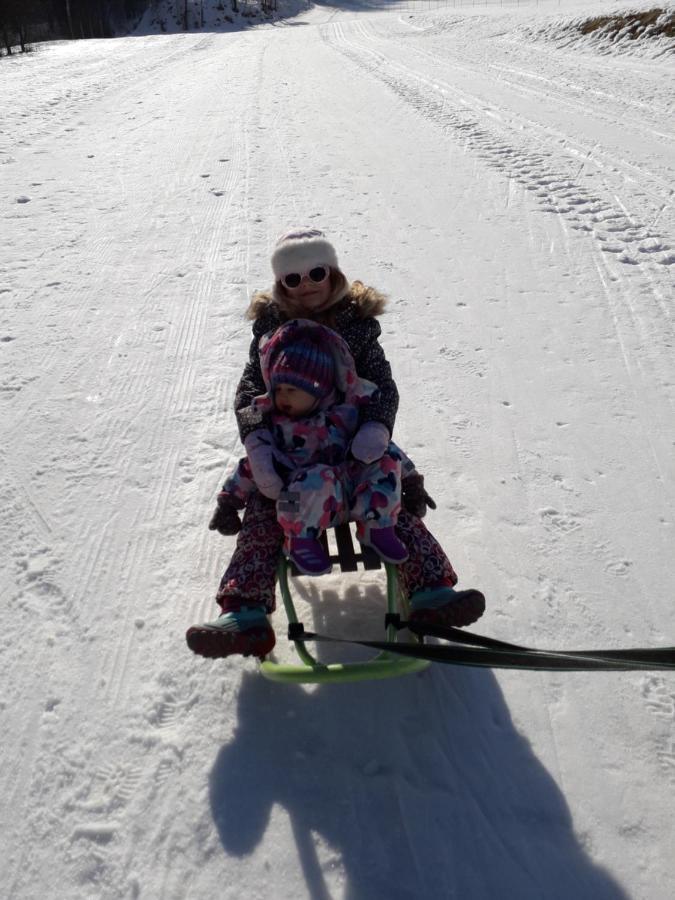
[216, 318, 417, 575]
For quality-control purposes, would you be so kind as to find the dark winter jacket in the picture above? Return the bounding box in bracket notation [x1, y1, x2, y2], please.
[234, 283, 399, 441]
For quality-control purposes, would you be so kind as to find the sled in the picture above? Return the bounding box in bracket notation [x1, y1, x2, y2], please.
[259, 524, 430, 684]
[258, 529, 675, 681]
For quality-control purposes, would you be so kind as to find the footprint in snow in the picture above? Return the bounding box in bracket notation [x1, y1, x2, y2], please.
[637, 239, 668, 253]
[539, 507, 582, 535]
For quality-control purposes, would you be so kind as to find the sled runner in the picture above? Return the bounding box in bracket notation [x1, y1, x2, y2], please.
[259, 527, 675, 682]
[259, 523, 430, 684]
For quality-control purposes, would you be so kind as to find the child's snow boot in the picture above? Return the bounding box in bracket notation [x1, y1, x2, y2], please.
[186, 607, 275, 659]
[286, 536, 332, 576]
[409, 586, 485, 629]
[360, 526, 409, 564]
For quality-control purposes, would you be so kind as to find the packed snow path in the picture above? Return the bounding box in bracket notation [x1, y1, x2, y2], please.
[1, 2, 674, 897]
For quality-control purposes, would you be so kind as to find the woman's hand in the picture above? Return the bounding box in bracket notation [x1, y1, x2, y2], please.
[244, 430, 284, 499]
[401, 473, 437, 519]
[208, 502, 242, 536]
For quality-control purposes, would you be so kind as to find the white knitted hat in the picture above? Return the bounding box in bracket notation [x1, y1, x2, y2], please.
[271, 227, 341, 280]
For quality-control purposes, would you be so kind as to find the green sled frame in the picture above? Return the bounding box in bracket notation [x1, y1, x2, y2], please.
[259, 525, 430, 685]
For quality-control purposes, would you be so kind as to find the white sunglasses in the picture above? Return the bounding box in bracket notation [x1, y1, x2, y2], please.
[280, 266, 330, 290]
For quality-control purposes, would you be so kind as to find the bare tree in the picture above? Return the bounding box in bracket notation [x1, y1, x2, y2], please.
[64, 0, 74, 37]
[0, 0, 44, 55]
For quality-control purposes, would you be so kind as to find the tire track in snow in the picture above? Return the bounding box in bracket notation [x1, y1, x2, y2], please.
[392, 24, 674, 204]
[57, 55, 247, 639]
[2, 37, 262, 895]
[102, 527, 152, 707]
[3, 38, 240, 419]
[2, 34, 213, 154]
[410, 11, 673, 120]
[641, 676, 675, 782]
[322, 20, 675, 287]
[81, 143, 246, 711]
[409, 13, 674, 132]
[64, 66, 259, 900]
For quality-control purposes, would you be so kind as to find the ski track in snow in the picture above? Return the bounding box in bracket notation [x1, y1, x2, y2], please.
[324, 16, 675, 278]
[1, 2, 674, 898]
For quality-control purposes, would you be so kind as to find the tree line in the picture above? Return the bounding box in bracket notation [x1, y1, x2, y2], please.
[0, 1, 149, 53]
[0, 1, 264, 55]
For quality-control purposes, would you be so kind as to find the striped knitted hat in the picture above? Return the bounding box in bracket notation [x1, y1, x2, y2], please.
[270, 338, 335, 400]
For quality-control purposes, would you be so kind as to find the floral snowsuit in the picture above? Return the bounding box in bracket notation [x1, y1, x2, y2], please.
[216, 287, 459, 614]
[220, 320, 416, 542]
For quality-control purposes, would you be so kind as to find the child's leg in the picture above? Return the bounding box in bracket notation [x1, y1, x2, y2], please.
[278, 465, 347, 538]
[277, 465, 349, 576]
[349, 444, 403, 539]
[347, 446, 409, 563]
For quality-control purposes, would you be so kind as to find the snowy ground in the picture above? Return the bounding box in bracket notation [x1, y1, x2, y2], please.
[2, 1, 674, 897]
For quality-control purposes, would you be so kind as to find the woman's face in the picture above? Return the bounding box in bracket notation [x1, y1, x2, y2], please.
[282, 269, 333, 312]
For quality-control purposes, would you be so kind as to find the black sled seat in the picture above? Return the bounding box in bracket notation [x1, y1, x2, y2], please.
[288, 523, 383, 576]
[259, 523, 430, 684]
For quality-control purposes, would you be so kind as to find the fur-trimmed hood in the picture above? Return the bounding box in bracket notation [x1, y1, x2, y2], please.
[234, 283, 399, 443]
[246, 280, 388, 323]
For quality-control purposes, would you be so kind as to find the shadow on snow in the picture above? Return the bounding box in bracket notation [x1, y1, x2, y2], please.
[209, 581, 627, 900]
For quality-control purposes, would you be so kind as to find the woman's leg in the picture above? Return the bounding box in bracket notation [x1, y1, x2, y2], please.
[186, 492, 281, 659]
[216, 491, 282, 614]
[395, 511, 458, 596]
[395, 512, 485, 626]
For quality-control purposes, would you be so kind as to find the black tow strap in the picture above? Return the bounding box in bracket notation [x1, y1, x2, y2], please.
[287, 620, 675, 672]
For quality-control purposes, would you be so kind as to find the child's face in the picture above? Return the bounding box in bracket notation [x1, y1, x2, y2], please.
[274, 384, 318, 418]
[283, 272, 332, 312]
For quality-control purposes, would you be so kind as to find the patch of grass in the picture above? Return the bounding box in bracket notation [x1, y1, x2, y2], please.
[579, 8, 675, 41]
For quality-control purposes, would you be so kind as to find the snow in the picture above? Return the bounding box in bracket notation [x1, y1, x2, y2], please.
[1, 1, 674, 897]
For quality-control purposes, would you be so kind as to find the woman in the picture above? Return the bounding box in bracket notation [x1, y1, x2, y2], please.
[186, 228, 485, 659]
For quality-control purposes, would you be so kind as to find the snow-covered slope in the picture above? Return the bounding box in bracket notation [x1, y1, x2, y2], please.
[1, 2, 674, 897]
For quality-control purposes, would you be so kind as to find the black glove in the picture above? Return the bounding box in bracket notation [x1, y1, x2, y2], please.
[401, 473, 437, 519]
[208, 494, 243, 536]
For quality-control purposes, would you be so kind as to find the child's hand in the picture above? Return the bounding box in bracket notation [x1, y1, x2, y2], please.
[350, 422, 390, 464]
[244, 429, 285, 500]
[401, 473, 437, 519]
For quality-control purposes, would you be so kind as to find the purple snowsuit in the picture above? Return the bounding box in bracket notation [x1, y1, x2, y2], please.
[221, 321, 416, 543]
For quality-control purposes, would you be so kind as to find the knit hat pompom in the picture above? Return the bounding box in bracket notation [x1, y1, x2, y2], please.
[270, 338, 336, 400]
[271, 227, 340, 281]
